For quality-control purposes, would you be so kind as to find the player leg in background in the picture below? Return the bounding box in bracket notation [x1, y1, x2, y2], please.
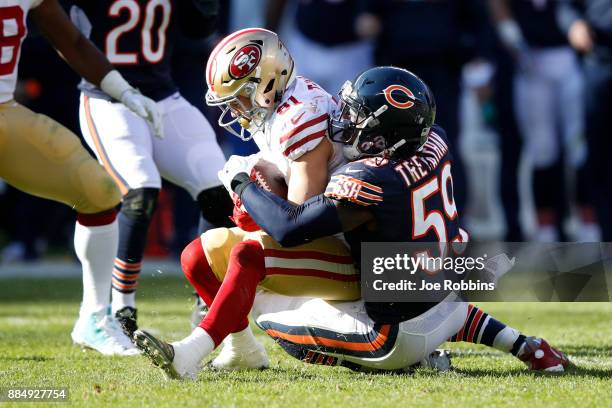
[134, 228, 360, 378]
[513, 52, 564, 241]
[558, 52, 600, 242]
[0, 102, 135, 356]
[447, 304, 569, 372]
[79, 93, 165, 337]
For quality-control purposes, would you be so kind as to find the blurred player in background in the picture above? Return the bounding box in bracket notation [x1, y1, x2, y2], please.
[490, 0, 597, 242]
[266, 0, 374, 94]
[0, 0, 161, 355]
[558, 0, 612, 241]
[68, 0, 233, 336]
[355, 0, 488, 213]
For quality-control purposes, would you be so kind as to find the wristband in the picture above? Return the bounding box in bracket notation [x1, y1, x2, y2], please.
[231, 172, 253, 197]
[100, 70, 133, 101]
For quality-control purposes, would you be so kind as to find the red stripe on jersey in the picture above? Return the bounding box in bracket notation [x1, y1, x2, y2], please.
[265, 267, 358, 282]
[279, 113, 329, 144]
[264, 249, 353, 264]
[283, 130, 326, 157]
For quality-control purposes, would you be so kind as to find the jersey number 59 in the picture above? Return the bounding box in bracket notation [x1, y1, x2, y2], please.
[411, 162, 468, 251]
[106, 0, 171, 64]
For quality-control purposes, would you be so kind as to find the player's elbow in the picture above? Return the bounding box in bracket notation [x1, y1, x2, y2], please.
[268, 223, 305, 248]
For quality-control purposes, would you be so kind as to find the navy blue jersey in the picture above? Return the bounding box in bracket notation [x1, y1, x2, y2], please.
[295, 0, 362, 46]
[71, 0, 217, 101]
[325, 126, 467, 323]
[365, 0, 485, 63]
[511, 0, 567, 47]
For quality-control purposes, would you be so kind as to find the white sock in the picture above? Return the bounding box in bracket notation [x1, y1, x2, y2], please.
[74, 220, 118, 317]
[224, 326, 260, 351]
[492, 326, 521, 352]
[172, 327, 215, 373]
[112, 291, 136, 313]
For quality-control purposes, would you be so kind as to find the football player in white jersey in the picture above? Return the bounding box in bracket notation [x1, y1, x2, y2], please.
[133, 28, 362, 378]
[0, 0, 162, 355]
[69, 0, 232, 337]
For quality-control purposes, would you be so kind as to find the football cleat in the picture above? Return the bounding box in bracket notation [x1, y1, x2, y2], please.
[133, 330, 201, 381]
[517, 337, 570, 373]
[71, 313, 139, 356]
[115, 306, 138, 338]
[210, 341, 269, 371]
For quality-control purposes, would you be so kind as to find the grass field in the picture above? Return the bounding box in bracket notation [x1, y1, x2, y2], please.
[1, 276, 611, 407]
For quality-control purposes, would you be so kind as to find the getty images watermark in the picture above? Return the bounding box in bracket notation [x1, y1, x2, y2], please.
[361, 242, 612, 303]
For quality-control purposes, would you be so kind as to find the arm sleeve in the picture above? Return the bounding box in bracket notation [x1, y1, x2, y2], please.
[557, 0, 584, 35]
[178, 0, 219, 39]
[239, 181, 343, 247]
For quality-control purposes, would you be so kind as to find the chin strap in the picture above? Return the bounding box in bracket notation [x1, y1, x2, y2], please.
[384, 139, 407, 158]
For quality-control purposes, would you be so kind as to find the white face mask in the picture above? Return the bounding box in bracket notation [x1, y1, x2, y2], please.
[205, 81, 270, 141]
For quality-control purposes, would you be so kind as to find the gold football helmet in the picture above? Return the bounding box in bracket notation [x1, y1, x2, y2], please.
[205, 28, 296, 140]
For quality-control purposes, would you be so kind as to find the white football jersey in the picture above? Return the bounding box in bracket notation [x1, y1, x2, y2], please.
[0, 0, 44, 103]
[251, 76, 346, 182]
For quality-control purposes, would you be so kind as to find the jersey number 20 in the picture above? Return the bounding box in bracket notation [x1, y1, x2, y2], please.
[106, 0, 171, 64]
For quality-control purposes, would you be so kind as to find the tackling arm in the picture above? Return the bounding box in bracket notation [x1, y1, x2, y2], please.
[287, 138, 333, 204]
[233, 174, 372, 247]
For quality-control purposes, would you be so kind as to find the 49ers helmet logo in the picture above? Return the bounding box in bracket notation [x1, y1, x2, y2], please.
[229, 44, 262, 79]
[382, 85, 415, 109]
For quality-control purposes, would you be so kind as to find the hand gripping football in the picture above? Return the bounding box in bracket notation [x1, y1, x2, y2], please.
[249, 158, 288, 199]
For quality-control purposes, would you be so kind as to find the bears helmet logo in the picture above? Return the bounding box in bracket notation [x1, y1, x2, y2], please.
[382, 85, 415, 109]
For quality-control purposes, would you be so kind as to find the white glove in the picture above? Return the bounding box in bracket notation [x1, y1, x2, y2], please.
[100, 70, 164, 138]
[218, 154, 257, 193]
[120, 89, 164, 139]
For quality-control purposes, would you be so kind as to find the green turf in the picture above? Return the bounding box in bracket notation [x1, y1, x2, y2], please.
[0, 276, 610, 407]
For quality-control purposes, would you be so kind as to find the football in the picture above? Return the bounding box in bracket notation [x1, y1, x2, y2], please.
[250, 158, 288, 199]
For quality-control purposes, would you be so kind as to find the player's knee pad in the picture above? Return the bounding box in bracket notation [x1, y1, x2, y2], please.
[197, 185, 234, 228]
[121, 187, 159, 222]
[228, 240, 265, 280]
